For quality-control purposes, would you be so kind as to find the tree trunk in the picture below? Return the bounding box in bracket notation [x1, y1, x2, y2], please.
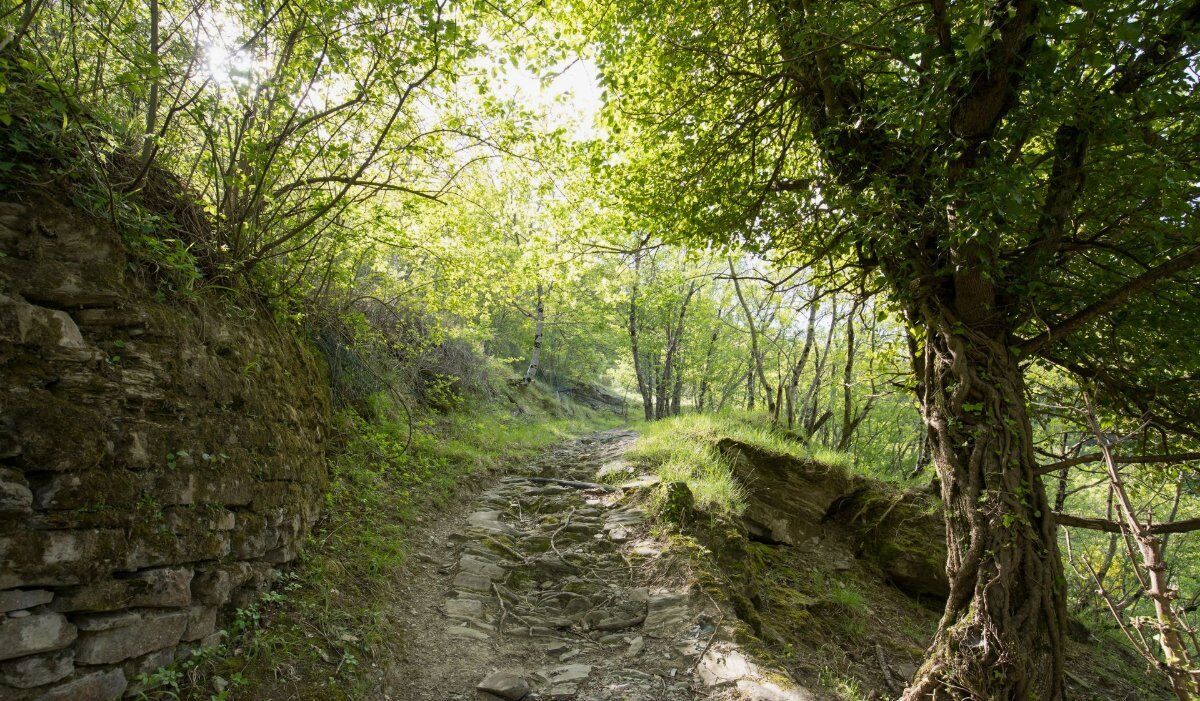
[1083, 394, 1198, 699]
[697, 316, 721, 412]
[786, 302, 818, 429]
[802, 299, 836, 432]
[522, 282, 544, 385]
[730, 259, 776, 418]
[909, 434, 932, 479]
[628, 254, 655, 420]
[655, 353, 669, 418]
[836, 300, 861, 450]
[646, 361, 658, 419]
[745, 357, 755, 410]
[903, 314, 1066, 701]
[0, 0, 45, 53]
[1072, 485, 1119, 614]
[670, 340, 685, 416]
[658, 282, 697, 417]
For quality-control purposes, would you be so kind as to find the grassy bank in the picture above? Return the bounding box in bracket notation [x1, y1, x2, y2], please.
[623, 411, 1169, 701]
[140, 380, 624, 700]
[624, 411, 854, 515]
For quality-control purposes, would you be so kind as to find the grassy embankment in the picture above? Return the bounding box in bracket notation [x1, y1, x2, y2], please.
[624, 411, 858, 515]
[622, 411, 1170, 701]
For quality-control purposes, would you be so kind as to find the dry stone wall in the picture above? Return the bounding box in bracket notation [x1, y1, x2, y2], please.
[0, 197, 331, 699]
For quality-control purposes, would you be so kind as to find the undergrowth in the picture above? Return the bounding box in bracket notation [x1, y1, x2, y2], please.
[138, 380, 623, 701]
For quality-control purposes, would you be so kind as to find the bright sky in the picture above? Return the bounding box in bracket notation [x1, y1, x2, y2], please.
[497, 57, 605, 141]
[200, 8, 605, 142]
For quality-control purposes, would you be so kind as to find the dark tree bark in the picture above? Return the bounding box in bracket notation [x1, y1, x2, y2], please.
[745, 356, 755, 411]
[836, 299, 862, 450]
[670, 352, 685, 416]
[902, 296, 1066, 701]
[801, 299, 836, 438]
[762, 1, 1071, 693]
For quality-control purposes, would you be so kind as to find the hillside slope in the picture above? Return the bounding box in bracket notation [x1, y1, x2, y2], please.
[626, 417, 1171, 700]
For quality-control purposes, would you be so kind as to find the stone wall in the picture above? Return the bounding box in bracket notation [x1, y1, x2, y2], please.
[0, 197, 331, 699]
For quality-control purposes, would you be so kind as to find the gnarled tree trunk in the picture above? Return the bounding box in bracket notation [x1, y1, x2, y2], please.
[903, 307, 1066, 700]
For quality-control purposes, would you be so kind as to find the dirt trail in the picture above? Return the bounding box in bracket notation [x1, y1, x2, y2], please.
[386, 429, 812, 701]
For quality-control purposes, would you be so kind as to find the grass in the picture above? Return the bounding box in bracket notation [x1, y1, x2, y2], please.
[625, 411, 855, 516]
[140, 380, 624, 701]
[818, 667, 873, 701]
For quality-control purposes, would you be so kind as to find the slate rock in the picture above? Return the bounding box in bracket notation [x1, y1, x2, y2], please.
[627, 635, 645, 657]
[0, 649, 73, 688]
[545, 664, 591, 684]
[0, 613, 76, 661]
[459, 555, 505, 580]
[477, 669, 530, 700]
[126, 567, 193, 607]
[182, 605, 218, 641]
[30, 668, 126, 701]
[446, 625, 489, 640]
[0, 479, 33, 515]
[75, 609, 188, 664]
[0, 589, 52, 613]
[644, 593, 689, 629]
[444, 598, 483, 621]
[453, 572, 493, 593]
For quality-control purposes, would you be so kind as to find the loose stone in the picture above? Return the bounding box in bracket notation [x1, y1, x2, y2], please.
[476, 669, 530, 700]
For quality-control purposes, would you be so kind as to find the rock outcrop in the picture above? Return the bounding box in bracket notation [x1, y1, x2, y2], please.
[717, 439, 949, 601]
[0, 197, 330, 699]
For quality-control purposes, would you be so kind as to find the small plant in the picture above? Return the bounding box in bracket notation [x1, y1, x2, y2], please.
[133, 666, 182, 700]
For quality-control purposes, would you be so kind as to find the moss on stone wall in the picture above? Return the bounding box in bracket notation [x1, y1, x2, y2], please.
[0, 195, 330, 699]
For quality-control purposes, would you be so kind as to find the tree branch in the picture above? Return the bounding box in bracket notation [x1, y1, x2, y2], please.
[1019, 244, 1200, 356]
[1054, 512, 1200, 536]
[1036, 451, 1200, 476]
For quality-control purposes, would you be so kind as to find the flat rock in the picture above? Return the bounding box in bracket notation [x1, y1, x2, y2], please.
[596, 461, 633, 479]
[126, 567, 193, 607]
[0, 588, 53, 613]
[477, 669, 529, 700]
[446, 625, 489, 640]
[445, 598, 483, 621]
[0, 648, 74, 688]
[459, 555, 506, 580]
[545, 663, 592, 684]
[0, 612, 76, 661]
[31, 668, 127, 701]
[467, 511, 517, 536]
[75, 609, 187, 664]
[0, 480, 33, 515]
[542, 640, 571, 654]
[735, 678, 814, 701]
[627, 635, 645, 657]
[452, 572, 493, 593]
[644, 593, 689, 629]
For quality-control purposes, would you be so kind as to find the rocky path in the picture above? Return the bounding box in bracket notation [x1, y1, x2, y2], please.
[389, 429, 809, 701]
